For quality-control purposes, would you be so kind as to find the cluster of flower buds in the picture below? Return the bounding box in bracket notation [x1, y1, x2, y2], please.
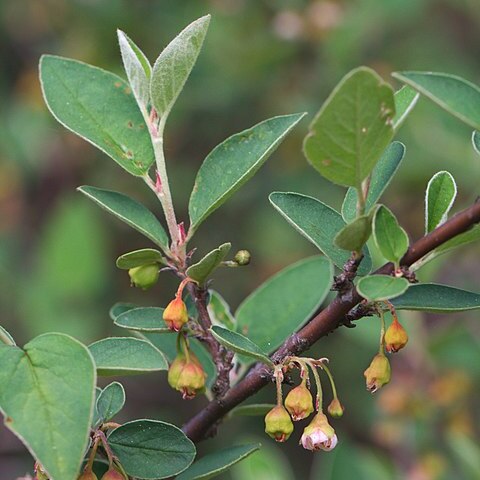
[264, 358, 341, 452]
[168, 337, 206, 399]
[128, 264, 159, 290]
[364, 303, 408, 393]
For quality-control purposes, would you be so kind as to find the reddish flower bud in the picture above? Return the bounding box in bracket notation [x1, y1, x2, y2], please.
[384, 319, 408, 353]
[327, 397, 344, 418]
[364, 353, 391, 393]
[163, 297, 188, 331]
[284, 383, 314, 421]
[77, 468, 98, 480]
[101, 467, 126, 480]
[264, 405, 294, 442]
[128, 264, 159, 290]
[168, 352, 206, 399]
[300, 412, 338, 451]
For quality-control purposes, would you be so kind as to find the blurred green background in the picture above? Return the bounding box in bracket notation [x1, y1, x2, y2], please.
[1, 0, 479, 478]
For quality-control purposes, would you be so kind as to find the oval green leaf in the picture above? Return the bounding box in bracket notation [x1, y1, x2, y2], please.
[393, 85, 419, 130]
[210, 326, 274, 367]
[235, 256, 333, 355]
[342, 142, 406, 223]
[177, 443, 261, 480]
[391, 283, 480, 313]
[108, 419, 196, 479]
[392, 71, 480, 130]
[186, 243, 231, 285]
[40, 55, 154, 176]
[96, 381, 125, 423]
[334, 214, 372, 252]
[269, 192, 372, 275]
[118, 30, 151, 113]
[78, 186, 169, 251]
[150, 15, 210, 122]
[189, 113, 306, 233]
[425, 171, 457, 233]
[373, 205, 409, 265]
[114, 307, 170, 333]
[109, 302, 137, 321]
[89, 337, 167, 376]
[304, 66, 395, 188]
[0, 333, 95, 480]
[116, 248, 165, 270]
[357, 275, 410, 302]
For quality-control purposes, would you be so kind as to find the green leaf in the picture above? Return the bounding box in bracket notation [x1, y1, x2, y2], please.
[393, 86, 419, 130]
[109, 303, 137, 320]
[96, 381, 125, 422]
[357, 275, 410, 301]
[39, 55, 154, 176]
[118, 30, 151, 113]
[116, 248, 165, 269]
[0, 333, 95, 480]
[430, 225, 480, 258]
[303, 67, 395, 188]
[373, 205, 409, 265]
[0, 325, 15, 346]
[334, 214, 372, 252]
[177, 444, 261, 480]
[208, 290, 236, 329]
[229, 404, 275, 418]
[236, 256, 333, 355]
[89, 337, 167, 376]
[210, 326, 274, 367]
[473, 131, 480, 155]
[189, 113, 306, 232]
[114, 307, 170, 333]
[78, 186, 169, 251]
[108, 419, 196, 479]
[392, 71, 480, 130]
[342, 142, 406, 223]
[269, 192, 372, 275]
[425, 171, 457, 233]
[150, 15, 210, 122]
[391, 283, 480, 312]
[92, 386, 103, 428]
[186, 243, 231, 284]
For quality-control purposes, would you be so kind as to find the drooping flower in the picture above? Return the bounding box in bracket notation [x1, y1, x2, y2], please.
[163, 296, 188, 331]
[284, 383, 314, 421]
[327, 397, 344, 418]
[168, 351, 206, 399]
[300, 412, 338, 451]
[384, 319, 408, 353]
[264, 405, 294, 442]
[364, 353, 391, 393]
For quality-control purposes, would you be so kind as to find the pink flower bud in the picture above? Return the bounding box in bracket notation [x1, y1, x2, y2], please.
[163, 297, 188, 331]
[264, 405, 294, 442]
[300, 412, 338, 452]
[284, 383, 314, 421]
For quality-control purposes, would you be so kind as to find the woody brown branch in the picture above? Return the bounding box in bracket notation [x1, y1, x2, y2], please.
[182, 199, 480, 442]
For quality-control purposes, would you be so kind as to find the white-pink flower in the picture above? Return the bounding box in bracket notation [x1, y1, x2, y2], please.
[300, 413, 338, 451]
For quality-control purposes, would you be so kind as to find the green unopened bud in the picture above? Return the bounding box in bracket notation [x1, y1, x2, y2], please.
[284, 383, 314, 421]
[327, 397, 344, 418]
[364, 353, 391, 393]
[77, 467, 98, 480]
[300, 412, 338, 451]
[384, 319, 408, 353]
[101, 467, 126, 480]
[163, 297, 188, 331]
[234, 250, 251, 266]
[264, 405, 294, 442]
[128, 264, 159, 290]
[168, 351, 206, 399]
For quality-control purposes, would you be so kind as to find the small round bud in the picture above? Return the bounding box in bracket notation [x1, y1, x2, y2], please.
[384, 319, 408, 353]
[168, 351, 206, 399]
[264, 405, 294, 442]
[77, 468, 98, 480]
[163, 297, 188, 331]
[234, 250, 251, 266]
[101, 467, 126, 480]
[327, 398, 344, 418]
[284, 383, 314, 421]
[128, 264, 159, 290]
[364, 353, 391, 393]
[300, 412, 338, 451]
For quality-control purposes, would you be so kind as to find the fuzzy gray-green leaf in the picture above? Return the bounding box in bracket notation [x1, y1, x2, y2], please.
[96, 381, 125, 422]
[393, 85, 419, 130]
[425, 171, 457, 233]
[116, 248, 165, 270]
[357, 275, 410, 301]
[334, 214, 372, 252]
[186, 243, 231, 284]
[114, 307, 170, 333]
